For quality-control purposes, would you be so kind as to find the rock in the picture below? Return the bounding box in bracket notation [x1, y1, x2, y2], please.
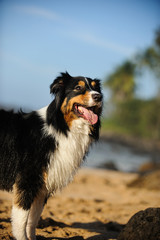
[118, 208, 160, 240]
[127, 170, 160, 190]
[139, 161, 160, 173]
[99, 161, 118, 171]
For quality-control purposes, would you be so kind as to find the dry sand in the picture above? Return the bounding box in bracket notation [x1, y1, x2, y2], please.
[0, 168, 160, 240]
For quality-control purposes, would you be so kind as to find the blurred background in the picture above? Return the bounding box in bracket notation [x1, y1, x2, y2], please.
[0, 0, 160, 172]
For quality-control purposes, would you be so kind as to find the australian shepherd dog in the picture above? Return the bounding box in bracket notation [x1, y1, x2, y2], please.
[0, 72, 103, 240]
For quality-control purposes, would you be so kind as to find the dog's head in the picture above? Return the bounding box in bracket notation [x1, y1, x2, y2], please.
[49, 72, 103, 135]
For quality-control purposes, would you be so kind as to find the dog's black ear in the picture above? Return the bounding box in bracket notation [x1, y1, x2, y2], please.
[50, 72, 71, 94]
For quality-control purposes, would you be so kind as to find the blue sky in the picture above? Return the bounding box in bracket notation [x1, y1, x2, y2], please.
[0, 0, 160, 109]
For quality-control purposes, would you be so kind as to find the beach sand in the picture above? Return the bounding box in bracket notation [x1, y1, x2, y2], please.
[0, 168, 160, 240]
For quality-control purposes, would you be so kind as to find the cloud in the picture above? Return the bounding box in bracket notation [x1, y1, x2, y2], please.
[72, 31, 134, 57]
[14, 5, 62, 21]
[14, 5, 134, 57]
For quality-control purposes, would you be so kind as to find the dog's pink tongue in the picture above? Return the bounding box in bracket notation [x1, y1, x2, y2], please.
[78, 106, 98, 125]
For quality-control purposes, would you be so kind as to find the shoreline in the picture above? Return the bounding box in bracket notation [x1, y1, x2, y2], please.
[100, 131, 160, 155]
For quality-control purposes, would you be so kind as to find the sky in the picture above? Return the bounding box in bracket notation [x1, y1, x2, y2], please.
[0, 0, 160, 110]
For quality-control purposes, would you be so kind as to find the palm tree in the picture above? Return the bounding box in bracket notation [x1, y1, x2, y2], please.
[105, 61, 136, 102]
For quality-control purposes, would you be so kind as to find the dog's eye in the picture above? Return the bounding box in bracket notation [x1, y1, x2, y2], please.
[75, 85, 82, 91]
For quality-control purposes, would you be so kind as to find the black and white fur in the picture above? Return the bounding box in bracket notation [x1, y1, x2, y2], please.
[0, 72, 103, 240]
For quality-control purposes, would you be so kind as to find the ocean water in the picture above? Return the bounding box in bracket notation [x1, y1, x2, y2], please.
[83, 140, 151, 172]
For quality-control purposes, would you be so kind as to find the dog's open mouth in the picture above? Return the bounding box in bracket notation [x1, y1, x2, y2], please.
[74, 104, 98, 125]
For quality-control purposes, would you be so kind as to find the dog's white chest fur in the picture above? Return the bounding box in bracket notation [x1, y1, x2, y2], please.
[46, 119, 92, 193]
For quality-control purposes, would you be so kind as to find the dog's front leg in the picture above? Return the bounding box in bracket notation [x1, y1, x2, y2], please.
[11, 205, 29, 240]
[26, 190, 47, 240]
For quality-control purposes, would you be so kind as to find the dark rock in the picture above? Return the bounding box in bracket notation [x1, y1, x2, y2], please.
[99, 161, 118, 171]
[139, 161, 160, 173]
[127, 170, 160, 190]
[118, 208, 160, 240]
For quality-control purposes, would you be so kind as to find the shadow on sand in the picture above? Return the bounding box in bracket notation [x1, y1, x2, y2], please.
[36, 217, 125, 240]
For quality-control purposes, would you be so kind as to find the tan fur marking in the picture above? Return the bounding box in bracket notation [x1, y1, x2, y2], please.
[61, 98, 68, 113]
[13, 184, 22, 208]
[61, 92, 91, 127]
[43, 171, 48, 185]
[91, 81, 96, 88]
[78, 81, 85, 87]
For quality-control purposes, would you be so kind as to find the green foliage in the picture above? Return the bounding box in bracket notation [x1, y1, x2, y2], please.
[105, 61, 136, 102]
[136, 27, 160, 80]
[102, 118, 132, 135]
[115, 99, 160, 139]
[102, 99, 160, 140]
[155, 28, 160, 47]
[103, 28, 160, 140]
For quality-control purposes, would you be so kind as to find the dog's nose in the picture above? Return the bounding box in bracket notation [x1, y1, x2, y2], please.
[92, 93, 102, 102]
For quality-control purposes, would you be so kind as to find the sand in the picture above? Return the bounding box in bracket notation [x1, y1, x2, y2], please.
[0, 168, 160, 240]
